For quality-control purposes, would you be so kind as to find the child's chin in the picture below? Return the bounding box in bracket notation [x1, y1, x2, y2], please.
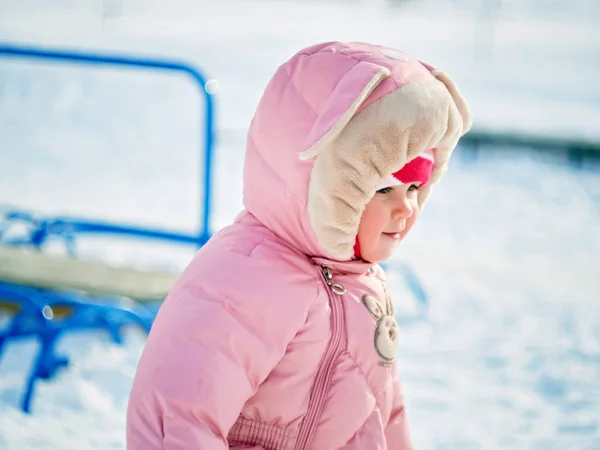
[369, 249, 396, 264]
[362, 241, 400, 263]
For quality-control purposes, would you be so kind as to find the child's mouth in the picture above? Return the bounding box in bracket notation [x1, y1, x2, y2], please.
[382, 232, 401, 240]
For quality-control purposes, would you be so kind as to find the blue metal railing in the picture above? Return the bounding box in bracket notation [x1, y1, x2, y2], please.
[0, 43, 217, 412]
[0, 212, 202, 256]
[0, 280, 156, 413]
[0, 42, 216, 248]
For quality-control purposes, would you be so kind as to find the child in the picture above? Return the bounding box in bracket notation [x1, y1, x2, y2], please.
[126, 41, 471, 449]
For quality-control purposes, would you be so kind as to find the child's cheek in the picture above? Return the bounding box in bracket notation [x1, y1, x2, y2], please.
[402, 210, 420, 240]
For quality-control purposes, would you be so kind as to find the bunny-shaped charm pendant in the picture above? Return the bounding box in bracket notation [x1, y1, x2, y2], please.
[362, 283, 399, 362]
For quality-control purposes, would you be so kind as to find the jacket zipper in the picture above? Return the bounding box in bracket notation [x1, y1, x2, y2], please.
[294, 266, 346, 450]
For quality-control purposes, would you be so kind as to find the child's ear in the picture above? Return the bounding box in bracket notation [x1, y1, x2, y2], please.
[299, 62, 390, 161]
[418, 60, 473, 135]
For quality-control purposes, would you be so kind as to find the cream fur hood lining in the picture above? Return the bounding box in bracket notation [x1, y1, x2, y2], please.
[302, 68, 472, 260]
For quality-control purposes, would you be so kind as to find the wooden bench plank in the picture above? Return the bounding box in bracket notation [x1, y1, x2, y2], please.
[0, 246, 179, 302]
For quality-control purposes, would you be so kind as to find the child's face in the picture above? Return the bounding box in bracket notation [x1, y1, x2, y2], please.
[357, 183, 421, 263]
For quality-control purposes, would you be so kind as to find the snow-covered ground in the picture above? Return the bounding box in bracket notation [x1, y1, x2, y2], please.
[0, 0, 599, 449]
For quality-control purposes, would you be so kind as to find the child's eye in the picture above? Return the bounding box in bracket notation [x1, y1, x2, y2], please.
[376, 187, 393, 194]
[407, 184, 420, 192]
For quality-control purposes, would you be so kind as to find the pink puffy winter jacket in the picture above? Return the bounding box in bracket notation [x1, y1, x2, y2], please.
[126, 42, 471, 449]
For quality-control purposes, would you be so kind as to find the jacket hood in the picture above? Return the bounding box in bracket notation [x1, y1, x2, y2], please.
[242, 41, 471, 265]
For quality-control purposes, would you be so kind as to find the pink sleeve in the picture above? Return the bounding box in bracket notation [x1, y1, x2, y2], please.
[126, 272, 317, 449]
[384, 370, 413, 450]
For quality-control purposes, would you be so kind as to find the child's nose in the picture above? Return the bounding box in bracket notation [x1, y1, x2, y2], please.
[392, 196, 413, 220]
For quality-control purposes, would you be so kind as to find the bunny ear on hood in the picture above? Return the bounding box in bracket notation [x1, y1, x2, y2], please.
[242, 42, 471, 263]
[298, 61, 391, 161]
[419, 59, 473, 135]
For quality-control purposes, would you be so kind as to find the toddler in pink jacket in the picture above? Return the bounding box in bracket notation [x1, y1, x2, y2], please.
[126, 41, 471, 449]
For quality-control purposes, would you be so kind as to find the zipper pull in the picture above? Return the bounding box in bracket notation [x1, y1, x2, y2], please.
[321, 267, 346, 295]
